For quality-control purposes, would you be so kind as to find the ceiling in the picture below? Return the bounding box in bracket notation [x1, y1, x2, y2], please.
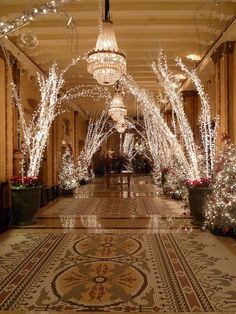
[0, 0, 236, 116]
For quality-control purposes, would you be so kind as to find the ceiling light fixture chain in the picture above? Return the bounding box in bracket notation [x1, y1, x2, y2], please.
[98, 0, 103, 33]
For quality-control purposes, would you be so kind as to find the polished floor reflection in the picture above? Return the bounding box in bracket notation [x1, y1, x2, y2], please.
[0, 176, 236, 313]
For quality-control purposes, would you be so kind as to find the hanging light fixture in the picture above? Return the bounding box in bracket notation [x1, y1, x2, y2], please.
[115, 120, 127, 133]
[108, 81, 127, 122]
[87, 0, 126, 85]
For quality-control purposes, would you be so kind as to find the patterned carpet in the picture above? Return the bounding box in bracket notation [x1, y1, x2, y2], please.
[0, 230, 236, 312]
[37, 197, 187, 218]
[75, 178, 160, 197]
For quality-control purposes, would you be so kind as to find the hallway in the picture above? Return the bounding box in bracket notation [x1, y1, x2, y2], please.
[0, 176, 236, 313]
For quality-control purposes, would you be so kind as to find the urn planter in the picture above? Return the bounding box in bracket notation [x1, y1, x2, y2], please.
[188, 186, 212, 225]
[11, 186, 41, 226]
[63, 188, 74, 196]
[211, 226, 235, 237]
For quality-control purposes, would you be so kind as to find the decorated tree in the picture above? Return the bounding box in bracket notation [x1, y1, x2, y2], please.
[59, 146, 78, 190]
[121, 74, 191, 185]
[11, 58, 110, 179]
[12, 59, 79, 178]
[152, 52, 200, 180]
[77, 111, 114, 181]
[123, 133, 136, 171]
[205, 137, 236, 232]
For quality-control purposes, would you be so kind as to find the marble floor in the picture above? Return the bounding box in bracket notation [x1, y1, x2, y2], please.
[0, 176, 236, 313]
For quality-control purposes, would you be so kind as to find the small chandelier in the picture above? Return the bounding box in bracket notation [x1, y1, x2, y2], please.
[108, 81, 127, 122]
[115, 120, 127, 133]
[87, 0, 126, 85]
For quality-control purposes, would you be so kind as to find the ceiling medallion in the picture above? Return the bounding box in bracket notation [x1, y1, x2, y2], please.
[87, 0, 126, 85]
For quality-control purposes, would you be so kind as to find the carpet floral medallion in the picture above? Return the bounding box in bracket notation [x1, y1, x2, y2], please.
[0, 231, 235, 312]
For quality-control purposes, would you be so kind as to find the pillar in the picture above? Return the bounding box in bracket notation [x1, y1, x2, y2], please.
[74, 111, 79, 158]
[182, 91, 200, 144]
[0, 57, 6, 181]
[211, 41, 235, 147]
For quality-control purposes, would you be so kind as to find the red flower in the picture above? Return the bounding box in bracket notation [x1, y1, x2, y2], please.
[186, 177, 212, 187]
[10, 176, 42, 187]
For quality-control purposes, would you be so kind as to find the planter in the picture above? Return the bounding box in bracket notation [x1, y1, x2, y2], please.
[40, 185, 48, 207]
[211, 226, 236, 237]
[51, 186, 58, 200]
[58, 188, 63, 197]
[47, 188, 53, 202]
[188, 186, 212, 225]
[63, 189, 74, 196]
[0, 182, 10, 233]
[11, 186, 41, 226]
[79, 179, 87, 185]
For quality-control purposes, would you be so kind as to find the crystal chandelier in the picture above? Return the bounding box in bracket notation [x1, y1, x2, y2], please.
[108, 83, 127, 122]
[115, 120, 127, 133]
[87, 0, 126, 85]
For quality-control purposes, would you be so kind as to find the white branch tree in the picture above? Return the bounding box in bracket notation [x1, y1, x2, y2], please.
[78, 111, 114, 180]
[152, 52, 200, 179]
[120, 74, 191, 180]
[12, 58, 110, 178]
[176, 57, 217, 177]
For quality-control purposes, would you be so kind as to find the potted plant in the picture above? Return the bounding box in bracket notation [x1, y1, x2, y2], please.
[204, 136, 236, 235]
[10, 176, 42, 225]
[186, 177, 212, 225]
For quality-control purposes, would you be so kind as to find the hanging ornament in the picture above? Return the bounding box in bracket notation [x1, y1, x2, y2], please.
[20, 30, 39, 49]
[108, 81, 127, 122]
[115, 120, 127, 133]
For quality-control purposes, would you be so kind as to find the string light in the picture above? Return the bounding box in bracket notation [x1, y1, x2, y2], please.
[120, 74, 192, 181]
[176, 57, 218, 178]
[0, 0, 68, 37]
[12, 58, 111, 178]
[205, 137, 236, 232]
[77, 111, 115, 181]
[59, 146, 78, 190]
[123, 133, 136, 171]
[152, 51, 200, 180]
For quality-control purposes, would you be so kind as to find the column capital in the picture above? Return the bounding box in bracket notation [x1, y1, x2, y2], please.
[211, 41, 234, 64]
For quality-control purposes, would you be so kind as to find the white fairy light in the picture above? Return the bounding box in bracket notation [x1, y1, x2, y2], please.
[205, 138, 236, 231]
[77, 111, 114, 181]
[123, 133, 134, 160]
[59, 146, 78, 190]
[12, 58, 75, 177]
[0, 0, 67, 37]
[123, 133, 137, 170]
[176, 57, 217, 177]
[120, 74, 192, 180]
[125, 119, 151, 161]
[12, 58, 111, 178]
[152, 51, 200, 180]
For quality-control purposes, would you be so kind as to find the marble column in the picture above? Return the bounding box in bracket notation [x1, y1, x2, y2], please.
[182, 90, 200, 144]
[0, 57, 7, 182]
[211, 41, 235, 147]
[74, 111, 79, 158]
